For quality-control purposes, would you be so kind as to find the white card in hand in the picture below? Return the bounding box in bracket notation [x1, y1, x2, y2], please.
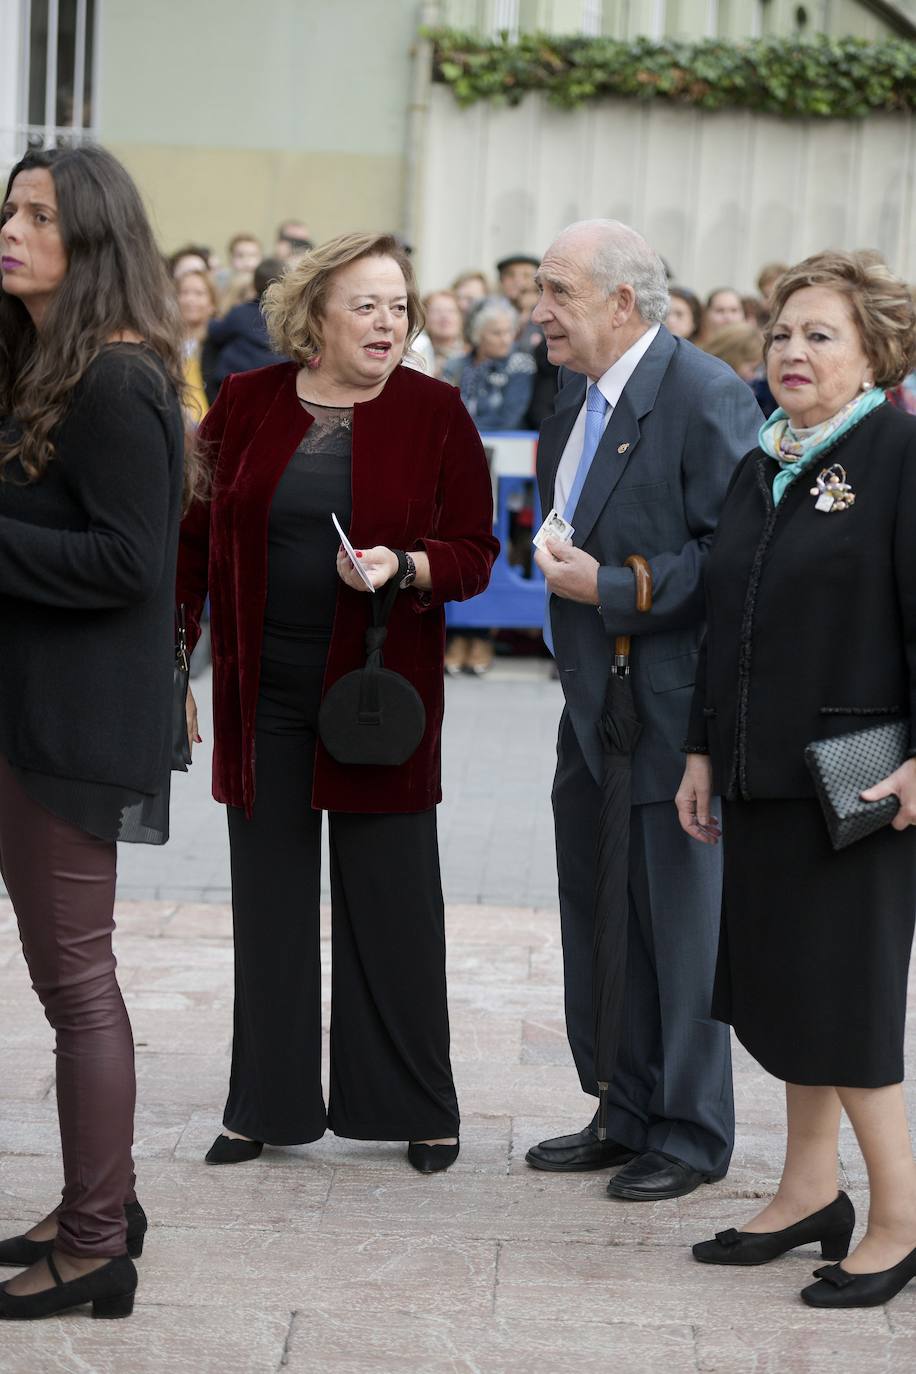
[332, 511, 375, 592]
[533, 508, 575, 551]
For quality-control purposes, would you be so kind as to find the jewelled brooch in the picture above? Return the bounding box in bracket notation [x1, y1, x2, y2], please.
[810, 463, 856, 513]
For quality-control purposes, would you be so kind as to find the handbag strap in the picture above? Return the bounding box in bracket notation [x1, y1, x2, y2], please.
[363, 556, 408, 668]
[357, 559, 407, 725]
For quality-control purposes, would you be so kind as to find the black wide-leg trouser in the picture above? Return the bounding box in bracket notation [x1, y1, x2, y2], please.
[223, 654, 459, 1146]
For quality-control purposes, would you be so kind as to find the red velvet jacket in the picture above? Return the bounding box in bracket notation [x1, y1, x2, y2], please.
[176, 361, 497, 815]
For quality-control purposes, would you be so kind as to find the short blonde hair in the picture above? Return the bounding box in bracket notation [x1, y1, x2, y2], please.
[764, 250, 916, 389]
[262, 232, 423, 365]
[704, 323, 763, 372]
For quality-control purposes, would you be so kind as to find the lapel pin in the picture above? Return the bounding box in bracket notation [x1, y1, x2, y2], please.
[617, 442, 630, 454]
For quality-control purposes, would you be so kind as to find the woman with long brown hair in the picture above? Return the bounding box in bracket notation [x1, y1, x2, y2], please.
[0, 144, 194, 1320]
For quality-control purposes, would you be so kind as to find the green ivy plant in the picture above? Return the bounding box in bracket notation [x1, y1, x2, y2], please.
[425, 29, 916, 119]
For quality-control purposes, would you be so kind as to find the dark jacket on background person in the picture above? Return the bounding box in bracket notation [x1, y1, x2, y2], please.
[0, 347, 184, 790]
[176, 361, 498, 817]
[444, 348, 536, 430]
[204, 299, 287, 403]
[686, 403, 916, 799]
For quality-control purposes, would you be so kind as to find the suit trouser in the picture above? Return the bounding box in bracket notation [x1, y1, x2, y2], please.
[223, 654, 459, 1145]
[0, 755, 135, 1257]
[552, 712, 734, 1177]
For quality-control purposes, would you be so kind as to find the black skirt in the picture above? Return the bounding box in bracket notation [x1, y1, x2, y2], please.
[714, 797, 916, 1088]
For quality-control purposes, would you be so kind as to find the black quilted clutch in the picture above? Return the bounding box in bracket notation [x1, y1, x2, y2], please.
[804, 720, 910, 850]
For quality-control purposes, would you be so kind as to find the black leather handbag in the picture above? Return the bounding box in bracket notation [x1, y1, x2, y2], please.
[171, 604, 193, 772]
[318, 578, 426, 767]
[804, 719, 910, 850]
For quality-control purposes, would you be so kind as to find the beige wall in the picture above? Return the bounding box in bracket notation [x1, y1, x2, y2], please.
[97, 0, 419, 258]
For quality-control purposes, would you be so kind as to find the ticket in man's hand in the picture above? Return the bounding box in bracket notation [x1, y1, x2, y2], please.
[533, 508, 575, 551]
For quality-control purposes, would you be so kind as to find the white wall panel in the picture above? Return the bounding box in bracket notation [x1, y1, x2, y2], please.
[417, 85, 914, 294]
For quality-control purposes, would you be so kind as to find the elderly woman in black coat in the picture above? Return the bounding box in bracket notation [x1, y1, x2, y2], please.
[677, 251, 916, 1310]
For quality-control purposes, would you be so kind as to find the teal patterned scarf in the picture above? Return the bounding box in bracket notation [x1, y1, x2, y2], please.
[759, 388, 886, 505]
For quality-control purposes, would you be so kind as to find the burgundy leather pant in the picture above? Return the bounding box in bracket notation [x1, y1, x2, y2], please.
[0, 756, 135, 1258]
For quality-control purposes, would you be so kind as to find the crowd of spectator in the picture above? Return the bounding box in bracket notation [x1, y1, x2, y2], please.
[166, 227, 916, 679]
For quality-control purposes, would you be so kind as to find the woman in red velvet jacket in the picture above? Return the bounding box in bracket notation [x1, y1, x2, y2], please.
[177, 232, 497, 1174]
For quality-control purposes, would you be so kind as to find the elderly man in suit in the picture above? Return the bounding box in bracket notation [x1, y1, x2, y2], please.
[526, 220, 761, 1200]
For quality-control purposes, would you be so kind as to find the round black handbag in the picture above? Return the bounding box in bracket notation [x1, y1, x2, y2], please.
[318, 577, 426, 767]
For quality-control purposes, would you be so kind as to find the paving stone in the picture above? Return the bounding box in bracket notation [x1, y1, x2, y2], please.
[284, 1310, 699, 1374]
[520, 1014, 574, 1066]
[495, 1240, 893, 1331]
[694, 1322, 916, 1372]
[0, 1306, 291, 1374]
[141, 1226, 498, 1315]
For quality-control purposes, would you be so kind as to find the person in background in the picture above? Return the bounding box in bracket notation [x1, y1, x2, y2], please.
[444, 297, 535, 677]
[421, 290, 465, 378]
[169, 243, 212, 279]
[700, 287, 745, 345]
[703, 322, 763, 383]
[205, 257, 287, 404]
[756, 261, 788, 306]
[705, 322, 772, 418]
[274, 220, 313, 266]
[177, 231, 497, 1176]
[888, 286, 916, 415]
[444, 297, 536, 431]
[680, 250, 916, 1311]
[451, 270, 489, 320]
[176, 269, 218, 424]
[0, 143, 195, 1320]
[228, 233, 262, 275]
[496, 254, 540, 308]
[666, 286, 702, 342]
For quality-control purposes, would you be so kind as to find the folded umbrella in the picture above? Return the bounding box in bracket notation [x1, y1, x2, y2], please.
[594, 554, 653, 1141]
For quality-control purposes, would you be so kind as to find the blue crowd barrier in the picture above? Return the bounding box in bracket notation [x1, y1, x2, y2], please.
[446, 429, 545, 629]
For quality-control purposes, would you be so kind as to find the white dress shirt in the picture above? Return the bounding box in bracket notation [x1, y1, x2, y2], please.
[553, 324, 660, 514]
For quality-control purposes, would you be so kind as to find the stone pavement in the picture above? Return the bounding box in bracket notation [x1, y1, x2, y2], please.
[107, 661, 564, 909]
[1, 658, 916, 1370]
[1, 888, 915, 1373]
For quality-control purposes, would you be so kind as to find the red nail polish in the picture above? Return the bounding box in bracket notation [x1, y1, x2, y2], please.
[356, 551, 363, 558]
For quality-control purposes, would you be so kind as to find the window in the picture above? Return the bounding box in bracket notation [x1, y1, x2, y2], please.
[21, 0, 97, 148]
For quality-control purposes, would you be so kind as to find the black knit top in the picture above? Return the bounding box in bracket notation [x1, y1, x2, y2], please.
[0, 346, 184, 842]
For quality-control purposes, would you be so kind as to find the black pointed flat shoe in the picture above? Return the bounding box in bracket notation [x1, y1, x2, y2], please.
[0, 1200, 148, 1268]
[692, 1192, 855, 1267]
[204, 1134, 264, 1165]
[801, 1244, 916, 1308]
[407, 1142, 459, 1174]
[0, 1251, 137, 1321]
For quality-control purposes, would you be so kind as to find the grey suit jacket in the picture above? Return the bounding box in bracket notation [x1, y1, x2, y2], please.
[537, 327, 762, 804]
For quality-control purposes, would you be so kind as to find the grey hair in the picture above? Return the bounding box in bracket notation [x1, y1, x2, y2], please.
[558, 219, 670, 324]
[467, 295, 519, 347]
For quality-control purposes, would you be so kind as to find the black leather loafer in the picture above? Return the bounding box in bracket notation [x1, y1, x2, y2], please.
[204, 1134, 264, 1165]
[407, 1142, 459, 1174]
[606, 1150, 713, 1201]
[693, 1192, 855, 1266]
[526, 1124, 635, 1173]
[0, 1200, 148, 1268]
[801, 1245, 916, 1308]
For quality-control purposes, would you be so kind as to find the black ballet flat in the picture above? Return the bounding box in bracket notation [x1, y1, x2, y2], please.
[407, 1142, 460, 1174]
[801, 1245, 916, 1308]
[0, 1200, 148, 1268]
[0, 1251, 137, 1321]
[692, 1192, 855, 1267]
[204, 1134, 264, 1165]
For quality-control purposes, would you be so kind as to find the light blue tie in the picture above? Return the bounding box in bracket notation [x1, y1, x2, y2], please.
[544, 383, 609, 656]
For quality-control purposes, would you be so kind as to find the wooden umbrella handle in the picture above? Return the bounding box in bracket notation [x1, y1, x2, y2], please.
[614, 554, 654, 662]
